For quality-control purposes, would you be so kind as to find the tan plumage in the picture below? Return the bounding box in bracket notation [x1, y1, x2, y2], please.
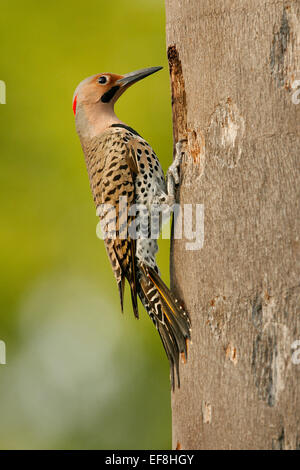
[84, 128, 138, 316]
[73, 67, 191, 389]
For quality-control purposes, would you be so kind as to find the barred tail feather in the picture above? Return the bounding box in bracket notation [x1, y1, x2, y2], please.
[138, 262, 191, 390]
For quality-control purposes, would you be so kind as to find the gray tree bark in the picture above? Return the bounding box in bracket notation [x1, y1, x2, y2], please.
[165, 0, 300, 450]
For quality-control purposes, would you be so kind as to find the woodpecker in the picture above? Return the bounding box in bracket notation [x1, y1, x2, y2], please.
[73, 66, 191, 389]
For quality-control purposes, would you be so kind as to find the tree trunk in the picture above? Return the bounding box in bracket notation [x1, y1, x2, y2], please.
[165, 0, 300, 450]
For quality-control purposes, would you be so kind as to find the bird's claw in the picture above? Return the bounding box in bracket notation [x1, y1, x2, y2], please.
[151, 139, 187, 209]
[167, 139, 187, 186]
[167, 165, 180, 186]
[175, 139, 187, 159]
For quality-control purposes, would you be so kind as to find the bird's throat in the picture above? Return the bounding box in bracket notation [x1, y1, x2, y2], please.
[76, 101, 123, 139]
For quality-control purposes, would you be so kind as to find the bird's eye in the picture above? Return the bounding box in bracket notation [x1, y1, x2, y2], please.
[98, 76, 108, 85]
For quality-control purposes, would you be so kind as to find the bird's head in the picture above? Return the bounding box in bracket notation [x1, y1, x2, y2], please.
[72, 66, 162, 117]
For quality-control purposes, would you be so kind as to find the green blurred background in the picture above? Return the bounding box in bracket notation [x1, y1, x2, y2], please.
[0, 0, 174, 449]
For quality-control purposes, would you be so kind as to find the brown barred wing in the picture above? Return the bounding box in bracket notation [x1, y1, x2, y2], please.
[97, 135, 139, 318]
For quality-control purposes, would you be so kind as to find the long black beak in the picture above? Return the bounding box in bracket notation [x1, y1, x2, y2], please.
[116, 66, 163, 87]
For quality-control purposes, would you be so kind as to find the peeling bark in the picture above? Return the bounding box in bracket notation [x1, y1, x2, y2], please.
[166, 0, 300, 450]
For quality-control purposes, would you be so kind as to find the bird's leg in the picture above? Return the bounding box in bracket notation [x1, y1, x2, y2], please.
[167, 140, 185, 187]
[152, 139, 186, 207]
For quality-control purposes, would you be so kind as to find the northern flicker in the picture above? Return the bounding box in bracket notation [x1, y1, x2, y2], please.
[73, 66, 191, 389]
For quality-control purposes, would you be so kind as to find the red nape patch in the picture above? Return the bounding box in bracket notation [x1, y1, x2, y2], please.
[72, 95, 77, 115]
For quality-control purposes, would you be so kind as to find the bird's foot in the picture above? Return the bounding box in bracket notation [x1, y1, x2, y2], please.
[166, 139, 187, 185]
[152, 190, 175, 207]
[151, 139, 187, 209]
